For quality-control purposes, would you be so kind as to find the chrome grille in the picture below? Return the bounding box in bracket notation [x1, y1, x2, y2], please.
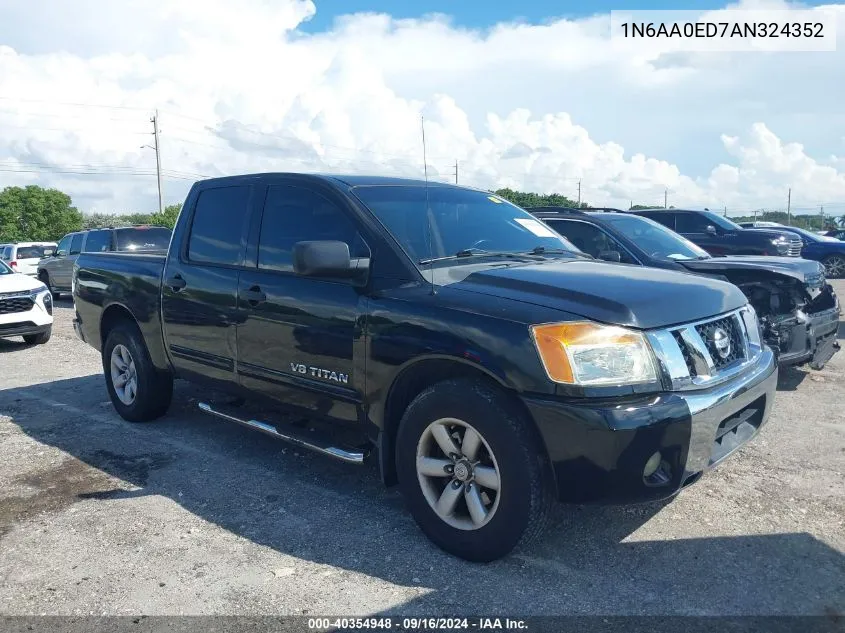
[787, 237, 802, 257]
[694, 314, 745, 370]
[646, 307, 762, 392]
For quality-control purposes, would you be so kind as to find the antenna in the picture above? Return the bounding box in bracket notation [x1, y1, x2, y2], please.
[421, 115, 435, 296]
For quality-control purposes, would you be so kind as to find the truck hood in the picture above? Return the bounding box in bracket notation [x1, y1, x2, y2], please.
[678, 255, 823, 285]
[0, 272, 46, 294]
[435, 259, 747, 330]
[739, 228, 796, 241]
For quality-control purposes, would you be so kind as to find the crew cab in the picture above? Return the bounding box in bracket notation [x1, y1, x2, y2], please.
[38, 225, 172, 297]
[531, 208, 840, 370]
[0, 258, 53, 345]
[633, 209, 803, 258]
[72, 174, 778, 562]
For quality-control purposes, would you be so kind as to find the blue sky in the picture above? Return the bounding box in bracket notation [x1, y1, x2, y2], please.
[300, 0, 830, 30]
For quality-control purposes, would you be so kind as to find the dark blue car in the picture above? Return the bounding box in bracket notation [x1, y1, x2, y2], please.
[746, 225, 845, 278]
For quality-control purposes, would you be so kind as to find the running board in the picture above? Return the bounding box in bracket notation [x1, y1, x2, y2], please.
[197, 402, 366, 464]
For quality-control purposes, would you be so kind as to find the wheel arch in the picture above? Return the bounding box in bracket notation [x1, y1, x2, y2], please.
[377, 356, 552, 491]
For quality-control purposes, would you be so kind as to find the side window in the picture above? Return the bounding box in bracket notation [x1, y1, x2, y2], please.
[187, 186, 251, 266]
[56, 235, 72, 256]
[83, 229, 112, 252]
[1, 246, 10, 260]
[258, 185, 366, 273]
[675, 213, 711, 233]
[69, 233, 84, 255]
[639, 212, 675, 230]
[546, 220, 636, 264]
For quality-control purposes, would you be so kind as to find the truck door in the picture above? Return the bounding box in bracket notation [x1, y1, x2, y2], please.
[674, 212, 727, 255]
[161, 183, 254, 388]
[235, 182, 369, 424]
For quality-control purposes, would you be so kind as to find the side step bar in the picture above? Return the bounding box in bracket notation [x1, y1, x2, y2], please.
[198, 402, 367, 464]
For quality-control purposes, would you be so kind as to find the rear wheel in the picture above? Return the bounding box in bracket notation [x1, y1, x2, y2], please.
[103, 323, 173, 422]
[38, 271, 59, 299]
[822, 255, 845, 278]
[23, 328, 51, 345]
[395, 378, 553, 562]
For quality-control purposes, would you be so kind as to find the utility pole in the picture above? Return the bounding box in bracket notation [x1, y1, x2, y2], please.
[152, 109, 163, 214]
[724, 206, 727, 218]
[452, 160, 458, 184]
[664, 188, 668, 209]
[786, 187, 791, 226]
[577, 179, 581, 206]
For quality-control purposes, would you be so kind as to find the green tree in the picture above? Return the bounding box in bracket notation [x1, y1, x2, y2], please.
[150, 203, 182, 229]
[494, 188, 585, 209]
[0, 185, 83, 241]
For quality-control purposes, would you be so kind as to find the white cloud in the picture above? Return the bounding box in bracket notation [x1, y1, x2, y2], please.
[0, 0, 844, 217]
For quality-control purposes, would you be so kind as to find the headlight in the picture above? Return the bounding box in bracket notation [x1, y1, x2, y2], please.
[770, 237, 789, 255]
[530, 322, 658, 386]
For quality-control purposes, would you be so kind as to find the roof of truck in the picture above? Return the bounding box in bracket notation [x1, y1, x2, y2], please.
[195, 173, 469, 189]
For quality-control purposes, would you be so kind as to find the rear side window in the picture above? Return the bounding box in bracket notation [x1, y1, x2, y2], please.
[56, 235, 72, 256]
[69, 233, 84, 255]
[188, 186, 251, 266]
[83, 230, 112, 253]
[1, 246, 10, 260]
[675, 213, 712, 233]
[639, 212, 675, 230]
[16, 245, 53, 259]
[257, 185, 363, 273]
[115, 227, 171, 251]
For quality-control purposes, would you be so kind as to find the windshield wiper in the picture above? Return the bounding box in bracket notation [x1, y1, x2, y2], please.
[418, 248, 541, 266]
[527, 246, 594, 259]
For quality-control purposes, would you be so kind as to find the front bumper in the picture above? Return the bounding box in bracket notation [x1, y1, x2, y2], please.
[776, 287, 840, 369]
[523, 347, 778, 504]
[0, 291, 53, 339]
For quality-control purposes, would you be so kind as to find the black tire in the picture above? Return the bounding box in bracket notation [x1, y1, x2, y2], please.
[822, 254, 845, 279]
[39, 271, 60, 299]
[395, 378, 553, 562]
[23, 327, 51, 345]
[102, 322, 173, 422]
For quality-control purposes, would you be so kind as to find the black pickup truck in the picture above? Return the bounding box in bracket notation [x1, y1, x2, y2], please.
[72, 174, 778, 562]
[633, 208, 803, 257]
[530, 208, 841, 370]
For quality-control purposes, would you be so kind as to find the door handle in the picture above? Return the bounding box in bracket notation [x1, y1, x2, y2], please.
[167, 275, 187, 291]
[240, 285, 267, 306]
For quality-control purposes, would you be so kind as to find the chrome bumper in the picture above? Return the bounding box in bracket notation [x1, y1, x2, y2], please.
[681, 347, 778, 476]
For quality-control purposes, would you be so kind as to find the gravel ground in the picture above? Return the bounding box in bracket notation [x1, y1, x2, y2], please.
[0, 286, 843, 617]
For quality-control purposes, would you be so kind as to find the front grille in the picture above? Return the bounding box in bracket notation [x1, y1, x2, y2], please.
[0, 297, 34, 315]
[787, 237, 802, 257]
[672, 330, 697, 377]
[695, 314, 745, 370]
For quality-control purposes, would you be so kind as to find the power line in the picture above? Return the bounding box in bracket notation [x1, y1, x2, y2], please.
[0, 96, 152, 111]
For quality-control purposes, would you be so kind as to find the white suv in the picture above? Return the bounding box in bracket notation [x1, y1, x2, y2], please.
[0, 242, 57, 276]
[0, 259, 53, 345]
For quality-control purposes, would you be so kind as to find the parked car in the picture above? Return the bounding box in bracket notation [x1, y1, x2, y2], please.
[38, 225, 172, 297]
[744, 224, 845, 278]
[0, 258, 53, 344]
[0, 242, 57, 276]
[632, 209, 803, 257]
[531, 208, 840, 370]
[72, 174, 777, 562]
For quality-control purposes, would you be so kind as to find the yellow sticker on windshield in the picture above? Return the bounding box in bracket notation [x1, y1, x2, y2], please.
[488, 195, 504, 204]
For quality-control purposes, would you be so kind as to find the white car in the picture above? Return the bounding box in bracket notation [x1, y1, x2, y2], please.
[1, 242, 57, 276]
[0, 259, 53, 345]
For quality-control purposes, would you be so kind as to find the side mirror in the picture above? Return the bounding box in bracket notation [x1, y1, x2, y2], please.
[55, 250, 67, 257]
[705, 225, 717, 235]
[598, 250, 622, 262]
[293, 241, 367, 278]
[43, 249, 55, 257]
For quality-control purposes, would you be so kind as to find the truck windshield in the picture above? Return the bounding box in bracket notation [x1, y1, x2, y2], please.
[604, 214, 710, 261]
[114, 227, 172, 251]
[701, 211, 742, 231]
[352, 185, 580, 266]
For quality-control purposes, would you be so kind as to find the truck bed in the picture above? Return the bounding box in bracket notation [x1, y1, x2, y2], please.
[73, 251, 169, 369]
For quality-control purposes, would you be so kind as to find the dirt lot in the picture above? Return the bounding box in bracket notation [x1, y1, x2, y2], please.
[0, 285, 843, 617]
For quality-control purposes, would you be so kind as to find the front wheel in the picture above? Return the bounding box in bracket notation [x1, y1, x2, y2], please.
[822, 255, 845, 279]
[23, 327, 51, 345]
[103, 323, 173, 422]
[39, 271, 59, 299]
[395, 378, 553, 562]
